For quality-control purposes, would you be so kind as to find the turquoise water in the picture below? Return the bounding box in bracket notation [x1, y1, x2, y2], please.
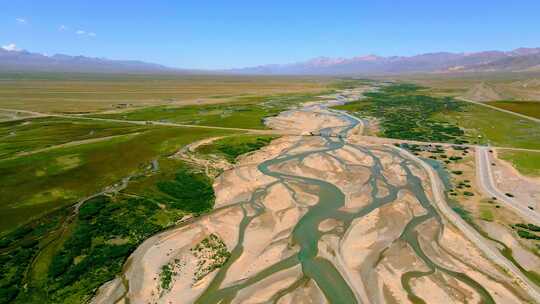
[194, 108, 494, 303]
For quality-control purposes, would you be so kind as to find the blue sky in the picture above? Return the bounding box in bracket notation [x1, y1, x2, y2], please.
[1, 1, 539, 69]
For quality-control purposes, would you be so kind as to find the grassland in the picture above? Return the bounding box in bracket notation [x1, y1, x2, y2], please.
[0, 158, 217, 304]
[498, 150, 540, 177]
[0, 73, 334, 113]
[333, 83, 470, 144]
[197, 135, 277, 163]
[333, 82, 540, 150]
[441, 103, 540, 149]
[0, 117, 146, 159]
[0, 73, 341, 303]
[0, 75, 351, 234]
[0, 125, 234, 233]
[486, 101, 540, 118]
[88, 92, 327, 129]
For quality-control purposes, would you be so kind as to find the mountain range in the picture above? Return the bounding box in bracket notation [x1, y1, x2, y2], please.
[229, 48, 540, 75]
[1, 47, 540, 75]
[0, 48, 184, 74]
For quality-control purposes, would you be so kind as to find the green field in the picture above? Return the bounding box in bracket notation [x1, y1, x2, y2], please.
[0, 125, 234, 233]
[333, 83, 540, 150]
[197, 135, 277, 163]
[0, 158, 218, 304]
[498, 150, 540, 177]
[0, 117, 146, 159]
[442, 103, 540, 149]
[88, 92, 328, 129]
[0, 75, 364, 304]
[333, 83, 470, 144]
[486, 101, 540, 119]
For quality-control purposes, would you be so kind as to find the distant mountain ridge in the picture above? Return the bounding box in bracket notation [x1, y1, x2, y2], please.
[0, 48, 188, 74]
[1, 47, 540, 75]
[228, 47, 540, 75]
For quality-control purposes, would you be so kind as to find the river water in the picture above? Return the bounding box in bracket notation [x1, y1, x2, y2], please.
[194, 103, 495, 303]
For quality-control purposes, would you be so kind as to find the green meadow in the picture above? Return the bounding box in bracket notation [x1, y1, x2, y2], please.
[333, 83, 540, 150]
[89, 92, 329, 129]
[442, 103, 540, 150]
[196, 135, 277, 163]
[486, 101, 540, 119]
[0, 125, 234, 233]
[498, 150, 540, 177]
[0, 117, 146, 159]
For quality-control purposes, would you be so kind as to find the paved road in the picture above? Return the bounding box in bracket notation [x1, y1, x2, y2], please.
[456, 97, 540, 123]
[398, 146, 540, 302]
[476, 146, 540, 226]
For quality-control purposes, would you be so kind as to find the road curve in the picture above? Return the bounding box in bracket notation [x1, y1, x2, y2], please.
[398, 146, 540, 303]
[476, 146, 540, 226]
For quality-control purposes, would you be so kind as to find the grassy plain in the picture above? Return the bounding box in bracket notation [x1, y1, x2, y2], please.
[197, 135, 277, 163]
[0, 159, 217, 304]
[89, 92, 329, 129]
[0, 74, 354, 303]
[498, 150, 540, 177]
[0, 126, 234, 233]
[0, 73, 333, 113]
[333, 82, 540, 150]
[0, 117, 146, 159]
[334, 83, 470, 143]
[441, 103, 540, 149]
[486, 101, 540, 118]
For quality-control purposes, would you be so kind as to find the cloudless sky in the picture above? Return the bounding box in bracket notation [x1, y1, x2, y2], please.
[1, 1, 539, 69]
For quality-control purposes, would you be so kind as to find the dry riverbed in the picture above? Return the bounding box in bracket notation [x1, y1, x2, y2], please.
[92, 89, 537, 304]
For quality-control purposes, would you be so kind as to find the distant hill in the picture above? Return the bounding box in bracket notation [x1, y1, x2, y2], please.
[3, 47, 540, 75]
[463, 82, 505, 102]
[0, 48, 190, 74]
[228, 47, 540, 75]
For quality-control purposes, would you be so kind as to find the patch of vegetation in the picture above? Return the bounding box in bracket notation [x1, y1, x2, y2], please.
[159, 264, 174, 292]
[498, 150, 540, 177]
[486, 101, 540, 119]
[0, 117, 145, 160]
[333, 83, 468, 143]
[191, 234, 230, 282]
[329, 78, 374, 90]
[443, 102, 540, 150]
[197, 135, 277, 163]
[156, 166, 215, 214]
[479, 205, 494, 222]
[89, 91, 329, 130]
[0, 126, 232, 234]
[0, 209, 69, 304]
[452, 206, 474, 224]
[515, 223, 540, 232]
[516, 229, 540, 240]
[4, 160, 216, 303]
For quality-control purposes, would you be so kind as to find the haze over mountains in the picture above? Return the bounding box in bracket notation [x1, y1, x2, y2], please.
[230, 47, 540, 75]
[1, 47, 540, 75]
[0, 48, 181, 74]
